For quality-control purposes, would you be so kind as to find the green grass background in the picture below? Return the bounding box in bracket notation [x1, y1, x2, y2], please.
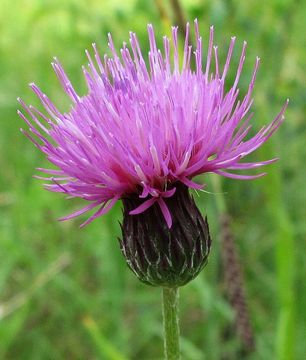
[0, 0, 305, 359]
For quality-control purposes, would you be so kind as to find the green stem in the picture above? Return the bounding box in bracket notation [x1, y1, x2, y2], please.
[162, 287, 180, 360]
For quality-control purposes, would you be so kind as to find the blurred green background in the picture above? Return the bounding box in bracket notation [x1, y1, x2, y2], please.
[0, 0, 305, 359]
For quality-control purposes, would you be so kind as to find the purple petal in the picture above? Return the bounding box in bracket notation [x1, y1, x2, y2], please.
[58, 201, 101, 221]
[80, 196, 119, 227]
[157, 197, 172, 228]
[215, 170, 266, 180]
[129, 197, 157, 215]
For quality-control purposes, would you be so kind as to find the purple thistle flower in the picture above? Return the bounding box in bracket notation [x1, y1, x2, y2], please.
[18, 20, 288, 229]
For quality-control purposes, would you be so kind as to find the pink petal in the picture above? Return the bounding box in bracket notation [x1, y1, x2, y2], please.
[180, 177, 204, 190]
[80, 196, 119, 227]
[58, 201, 101, 221]
[215, 170, 266, 180]
[157, 197, 172, 228]
[162, 187, 176, 198]
[129, 197, 157, 215]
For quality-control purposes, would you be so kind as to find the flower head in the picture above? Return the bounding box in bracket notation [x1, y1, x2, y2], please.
[19, 20, 287, 228]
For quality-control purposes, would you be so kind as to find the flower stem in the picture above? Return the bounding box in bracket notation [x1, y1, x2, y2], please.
[162, 287, 180, 360]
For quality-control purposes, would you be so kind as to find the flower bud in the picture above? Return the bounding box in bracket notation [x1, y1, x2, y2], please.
[119, 184, 211, 287]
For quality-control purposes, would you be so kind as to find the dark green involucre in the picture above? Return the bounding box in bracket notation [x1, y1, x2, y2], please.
[119, 184, 211, 287]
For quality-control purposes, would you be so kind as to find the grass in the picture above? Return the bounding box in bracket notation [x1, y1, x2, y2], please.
[0, 0, 305, 359]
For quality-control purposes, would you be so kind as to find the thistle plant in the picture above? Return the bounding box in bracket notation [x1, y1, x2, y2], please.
[19, 20, 287, 359]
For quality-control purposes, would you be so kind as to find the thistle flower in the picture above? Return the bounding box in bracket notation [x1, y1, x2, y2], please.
[19, 20, 287, 286]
